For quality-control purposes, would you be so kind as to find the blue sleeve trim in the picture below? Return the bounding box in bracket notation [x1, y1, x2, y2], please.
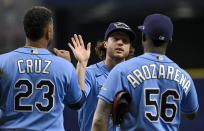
[181, 104, 199, 114]
[67, 91, 86, 110]
[98, 94, 113, 104]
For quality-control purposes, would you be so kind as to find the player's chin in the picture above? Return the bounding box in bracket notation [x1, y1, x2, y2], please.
[115, 51, 129, 57]
[114, 54, 126, 59]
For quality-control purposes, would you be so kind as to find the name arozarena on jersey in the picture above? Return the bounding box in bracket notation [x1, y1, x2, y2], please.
[127, 64, 191, 94]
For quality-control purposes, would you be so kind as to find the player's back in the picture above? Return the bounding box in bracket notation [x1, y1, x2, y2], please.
[116, 53, 198, 131]
[0, 47, 81, 131]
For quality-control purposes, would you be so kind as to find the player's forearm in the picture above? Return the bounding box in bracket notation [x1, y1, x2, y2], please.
[92, 112, 109, 131]
[92, 99, 112, 131]
[76, 61, 88, 91]
[92, 117, 109, 131]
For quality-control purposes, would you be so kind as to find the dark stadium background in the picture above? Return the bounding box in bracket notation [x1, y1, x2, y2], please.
[0, 0, 203, 130]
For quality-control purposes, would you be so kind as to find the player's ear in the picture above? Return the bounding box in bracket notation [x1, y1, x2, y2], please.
[48, 24, 53, 40]
[142, 32, 146, 42]
[45, 23, 52, 41]
[104, 41, 108, 49]
[168, 40, 173, 46]
[45, 26, 49, 40]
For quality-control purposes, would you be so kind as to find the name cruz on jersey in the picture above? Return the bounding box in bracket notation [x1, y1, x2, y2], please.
[127, 64, 190, 93]
[17, 59, 51, 74]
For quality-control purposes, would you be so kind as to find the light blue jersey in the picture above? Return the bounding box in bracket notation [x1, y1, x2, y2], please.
[0, 47, 85, 131]
[78, 61, 117, 131]
[99, 53, 199, 131]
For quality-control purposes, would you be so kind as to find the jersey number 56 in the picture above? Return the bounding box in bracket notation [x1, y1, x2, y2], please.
[144, 88, 180, 123]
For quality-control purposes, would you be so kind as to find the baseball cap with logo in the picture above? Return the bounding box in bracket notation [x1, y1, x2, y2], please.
[104, 22, 135, 42]
[138, 14, 173, 41]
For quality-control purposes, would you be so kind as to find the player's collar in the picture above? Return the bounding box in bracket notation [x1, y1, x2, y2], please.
[140, 53, 174, 63]
[14, 47, 52, 55]
[96, 61, 110, 77]
[144, 52, 165, 56]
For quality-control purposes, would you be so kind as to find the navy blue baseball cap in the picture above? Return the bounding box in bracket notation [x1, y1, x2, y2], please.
[138, 14, 173, 41]
[104, 22, 135, 42]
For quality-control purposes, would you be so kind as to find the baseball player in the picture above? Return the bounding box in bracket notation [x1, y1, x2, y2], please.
[92, 14, 199, 131]
[0, 6, 85, 131]
[54, 22, 136, 131]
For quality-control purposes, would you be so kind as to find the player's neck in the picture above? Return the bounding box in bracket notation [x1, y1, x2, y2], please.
[24, 38, 48, 49]
[104, 56, 125, 70]
[143, 41, 167, 55]
[144, 49, 166, 55]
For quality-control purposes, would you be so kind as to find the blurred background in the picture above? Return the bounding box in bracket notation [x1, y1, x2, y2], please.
[0, 0, 203, 130]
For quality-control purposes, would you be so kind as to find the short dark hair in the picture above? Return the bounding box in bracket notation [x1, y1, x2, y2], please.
[23, 6, 52, 41]
[152, 39, 165, 47]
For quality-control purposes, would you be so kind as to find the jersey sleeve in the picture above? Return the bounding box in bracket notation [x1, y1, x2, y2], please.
[64, 66, 85, 109]
[98, 65, 125, 104]
[181, 77, 199, 114]
[83, 70, 92, 97]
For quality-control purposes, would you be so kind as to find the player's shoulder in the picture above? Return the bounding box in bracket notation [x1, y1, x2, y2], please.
[115, 57, 139, 71]
[86, 61, 103, 73]
[87, 61, 100, 69]
[170, 62, 193, 81]
[0, 49, 16, 56]
[85, 61, 109, 80]
[51, 55, 74, 68]
[0, 49, 18, 62]
[179, 67, 192, 79]
[121, 55, 145, 67]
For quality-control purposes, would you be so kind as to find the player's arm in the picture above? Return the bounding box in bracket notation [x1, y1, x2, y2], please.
[68, 34, 91, 91]
[64, 67, 86, 110]
[180, 73, 199, 120]
[92, 99, 112, 131]
[66, 90, 86, 110]
[181, 112, 197, 120]
[53, 34, 91, 91]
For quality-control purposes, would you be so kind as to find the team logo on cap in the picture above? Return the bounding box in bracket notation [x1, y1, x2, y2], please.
[159, 36, 165, 41]
[141, 26, 145, 30]
[114, 22, 130, 30]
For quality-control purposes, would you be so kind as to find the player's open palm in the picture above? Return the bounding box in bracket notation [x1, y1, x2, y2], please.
[68, 34, 91, 64]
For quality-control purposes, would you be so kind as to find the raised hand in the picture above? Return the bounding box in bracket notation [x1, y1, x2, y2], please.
[68, 34, 91, 91]
[68, 34, 91, 65]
